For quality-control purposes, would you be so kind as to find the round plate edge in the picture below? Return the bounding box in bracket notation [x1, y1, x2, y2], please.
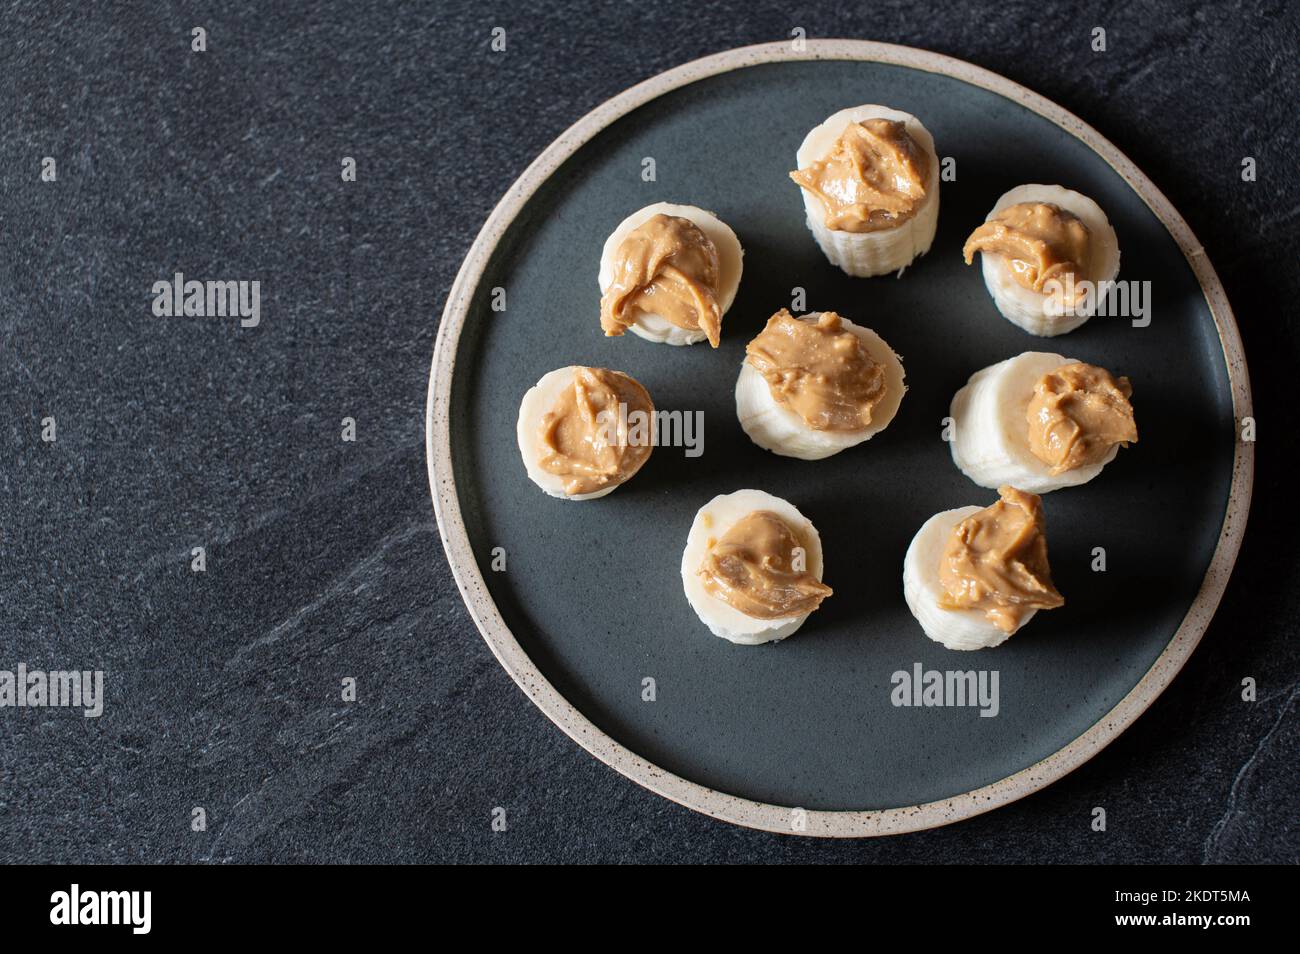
[425, 39, 1255, 838]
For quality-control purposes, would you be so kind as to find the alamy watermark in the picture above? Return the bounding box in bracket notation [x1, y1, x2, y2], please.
[891, 663, 999, 717]
[596, 403, 703, 457]
[151, 272, 260, 328]
[50, 885, 150, 934]
[1043, 276, 1151, 327]
[1, 664, 104, 717]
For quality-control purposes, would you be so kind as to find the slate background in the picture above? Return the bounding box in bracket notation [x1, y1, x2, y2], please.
[1, 0, 1296, 864]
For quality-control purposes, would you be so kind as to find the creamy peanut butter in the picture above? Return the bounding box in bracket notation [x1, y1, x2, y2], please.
[938, 486, 1064, 633]
[600, 213, 722, 347]
[789, 119, 930, 233]
[1027, 362, 1137, 474]
[745, 309, 886, 431]
[698, 510, 832, 619]
[537, 367, 654, 495]
[962, 202, 1091, 294]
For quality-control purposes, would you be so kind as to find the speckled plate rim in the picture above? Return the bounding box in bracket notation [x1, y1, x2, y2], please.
[425, 39, 1254, 837]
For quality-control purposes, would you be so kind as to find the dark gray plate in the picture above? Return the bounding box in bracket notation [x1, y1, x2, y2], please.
[430, 43, 1251, 832]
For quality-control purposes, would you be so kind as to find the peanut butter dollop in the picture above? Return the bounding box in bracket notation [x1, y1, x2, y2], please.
[537, 367, 654, 496]
[698, 510, 832, 619]
[962, 202, 1091, 294]
[789, 119, 930, 233]
[600, 213, 722, 347]
[745, 310, 886, 431]
[938, 486, 1064, 633]
[1027, 362, 1137, 474]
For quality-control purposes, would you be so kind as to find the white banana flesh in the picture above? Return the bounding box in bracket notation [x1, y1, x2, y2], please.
[974, 184, 1121, 337]
[794, 105, 940, 278]
[597, 202, 744, 346]
[735, 313, 906, 460]
[949, 351, 1117, 493]
[902, 506, 1037, 651]
[680, 489, 825, 645]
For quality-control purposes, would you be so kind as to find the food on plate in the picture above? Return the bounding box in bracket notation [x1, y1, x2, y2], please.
[789, 105, 940, 277]
[962, 184, 1120, 336]
[598, 202, 744, 347]
[681, 489, 831, 644]
[736, 309, 906, 460]
[517, 365, 654, 499]
[903, 486, 1064, 650]
[949, 351, 1137, 493]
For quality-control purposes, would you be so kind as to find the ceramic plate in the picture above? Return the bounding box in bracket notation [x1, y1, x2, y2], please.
[427, 41, 1252, 836]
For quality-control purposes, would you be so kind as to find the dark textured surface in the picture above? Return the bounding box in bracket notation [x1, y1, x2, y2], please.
[1, 0, 1296, 863]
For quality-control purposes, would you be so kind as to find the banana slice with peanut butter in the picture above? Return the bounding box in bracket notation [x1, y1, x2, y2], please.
[963, 184, 1120, 337]
[681, 489, 830, 644]
[516, 366, 655, 500]
[597, 202, 743, 347]
[904, 486, 1064, 650]
[949, 351, 1137, 493]
[735, 309, 907, 460]
[790, 105, 941, 277]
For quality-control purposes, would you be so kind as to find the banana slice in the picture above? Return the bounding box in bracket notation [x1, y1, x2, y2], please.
[793, 105, 941, 278]
[735, 312, 906, 460]
[949, 351, 1118, 493]
[597, 202, 744, 346]
[902, 506, 1036, 651]
[681, 489, 827, 645]
[970, 184, 1120, 337]
[517, 366, 654, 500]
